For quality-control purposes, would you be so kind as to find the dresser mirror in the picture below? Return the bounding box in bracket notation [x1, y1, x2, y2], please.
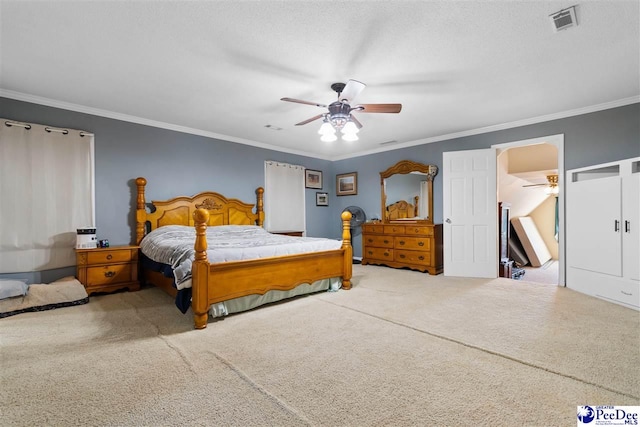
[380, 160, 438, 223]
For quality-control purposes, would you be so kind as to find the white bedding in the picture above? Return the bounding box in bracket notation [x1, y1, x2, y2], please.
[140, 225, 343, 290]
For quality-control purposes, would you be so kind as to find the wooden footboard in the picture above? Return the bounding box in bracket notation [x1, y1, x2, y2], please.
[191, 208, 352, 329]
[135, 177, 352, 330]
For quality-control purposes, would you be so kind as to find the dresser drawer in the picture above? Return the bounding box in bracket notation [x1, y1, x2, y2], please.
[86, 264, 132, 286]
[364, 246, 393, 261]
[404, 226, 434, 237]
[395, 249, 431, 266]
[363, 235, 394, 248]
[384, 225, 405, 234]
[87, 249, 133, 265]
[363, 223, 385, 233]
[395, 236, 431, 251]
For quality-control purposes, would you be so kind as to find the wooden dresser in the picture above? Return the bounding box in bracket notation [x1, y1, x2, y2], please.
[76, 245, 140, 295]
[361, 222, 443, 275]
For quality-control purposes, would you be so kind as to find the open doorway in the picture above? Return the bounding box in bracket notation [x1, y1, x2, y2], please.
[493, 135, 565, 286]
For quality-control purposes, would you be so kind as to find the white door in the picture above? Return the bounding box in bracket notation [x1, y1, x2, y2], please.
[622, 172, 639, 281]
[443, 148, 497, 277]
[567, 176, 622, 276]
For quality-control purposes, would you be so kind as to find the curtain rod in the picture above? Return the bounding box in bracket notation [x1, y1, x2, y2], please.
[4, 120, 94, 137]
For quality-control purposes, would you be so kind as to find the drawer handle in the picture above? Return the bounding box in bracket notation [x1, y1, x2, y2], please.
[418, 256, 424, 261]
[368, 239, 373, 243]
[106, 254, 113, 260]
[104, 271, 116, 278]
[384, 240, 389, 244]
[399, 254, 405, 259]
[418, 241, 424, 247]
[384, 252, 390, 257]
[621, 291, 632, 296]
[368, 251, 373, 255]
[399, 240, 405, 245]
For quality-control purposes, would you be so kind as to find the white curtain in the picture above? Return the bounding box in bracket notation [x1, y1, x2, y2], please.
[0, 119, 95, 273]
[264, 161, 305, 233]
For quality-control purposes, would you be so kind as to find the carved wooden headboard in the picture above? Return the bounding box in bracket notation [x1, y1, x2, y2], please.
[135, 177, 264, 244]
[386, 197, 419, 220]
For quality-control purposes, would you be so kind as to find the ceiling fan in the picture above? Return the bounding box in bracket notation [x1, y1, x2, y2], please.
[523, 174, 559, 194]
[280, 79, 401, 140]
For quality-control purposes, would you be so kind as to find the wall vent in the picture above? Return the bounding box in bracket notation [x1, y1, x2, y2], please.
[550, 6, 578, 32]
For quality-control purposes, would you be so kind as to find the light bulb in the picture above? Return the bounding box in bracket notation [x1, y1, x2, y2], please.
[342, 132, 359, 142]
[320, 132, 337, 142]
[341, 121, 359, 134]
[545, 186, 559, 195]
[318, 121, 335, 135]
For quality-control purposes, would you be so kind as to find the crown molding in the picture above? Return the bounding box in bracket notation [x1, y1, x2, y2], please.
[2, 89, 637, 162]
[0, 89, 332, 160]
[332, 96, 640, 160]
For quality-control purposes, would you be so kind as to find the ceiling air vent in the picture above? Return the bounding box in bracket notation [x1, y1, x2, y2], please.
[550, 6, 578, 32]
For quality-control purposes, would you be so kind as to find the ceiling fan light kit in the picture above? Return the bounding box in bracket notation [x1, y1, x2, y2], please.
[281, 79, 401, 143]
[523, 174, 559, 195]
[320, 132, 338, 143]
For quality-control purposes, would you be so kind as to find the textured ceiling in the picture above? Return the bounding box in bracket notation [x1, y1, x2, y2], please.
[1, 1, 638, 160]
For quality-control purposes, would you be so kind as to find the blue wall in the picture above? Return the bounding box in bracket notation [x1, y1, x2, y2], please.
[1, 97, 638, 281]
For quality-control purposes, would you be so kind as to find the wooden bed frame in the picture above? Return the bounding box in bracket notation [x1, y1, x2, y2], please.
[135, 177, 353, 329]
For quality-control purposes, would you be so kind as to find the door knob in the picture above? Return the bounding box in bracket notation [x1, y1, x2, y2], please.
[445, 218, 451, 224]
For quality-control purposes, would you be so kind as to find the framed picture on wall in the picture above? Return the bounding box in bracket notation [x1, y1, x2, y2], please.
[336, 172, 357, 196]
[316, 192, 329, 206]
[305, 169, 323, 189]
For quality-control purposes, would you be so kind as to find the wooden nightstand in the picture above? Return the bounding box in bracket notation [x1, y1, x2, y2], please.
[76, 246, 140, 295]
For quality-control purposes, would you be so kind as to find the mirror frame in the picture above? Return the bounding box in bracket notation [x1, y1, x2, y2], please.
[380, 160, 438, 223]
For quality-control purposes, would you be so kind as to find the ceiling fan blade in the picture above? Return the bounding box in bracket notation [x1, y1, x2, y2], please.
[295, 114, 324, 126]
[356, 103, 402, 113]
[339, 79, 366, 103]
[281, 98, 327, 108]
[350, 114, 363, 129]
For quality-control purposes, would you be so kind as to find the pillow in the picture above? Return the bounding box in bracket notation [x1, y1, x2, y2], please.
[0, 279, 29, 300]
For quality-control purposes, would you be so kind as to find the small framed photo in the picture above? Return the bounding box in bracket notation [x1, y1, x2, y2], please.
[305, 169, 323, 189]
[336, 172, 357, 196]
[316, 192, 329, 206]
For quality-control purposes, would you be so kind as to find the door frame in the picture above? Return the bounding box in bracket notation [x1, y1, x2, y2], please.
[491, 134, 565, 286]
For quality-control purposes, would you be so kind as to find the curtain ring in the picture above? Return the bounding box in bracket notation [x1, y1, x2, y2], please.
[45, 127, 69, 135]
[5, 121, 32, 130]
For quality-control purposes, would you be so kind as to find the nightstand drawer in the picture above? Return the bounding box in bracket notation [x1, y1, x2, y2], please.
[87, 250, 132, 265]
[86, 264, 132, 286]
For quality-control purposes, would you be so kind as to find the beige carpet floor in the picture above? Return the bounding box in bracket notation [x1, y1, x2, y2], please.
[522, 260, 559, 285]
[1, 264, 638, 426]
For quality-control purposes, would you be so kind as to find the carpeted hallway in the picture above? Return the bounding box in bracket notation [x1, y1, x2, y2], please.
[1, 264, 638, 426]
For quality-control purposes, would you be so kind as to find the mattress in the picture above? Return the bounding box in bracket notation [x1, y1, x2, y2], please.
[511, 217, 551, 267]
[140, 224, 342, 290]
